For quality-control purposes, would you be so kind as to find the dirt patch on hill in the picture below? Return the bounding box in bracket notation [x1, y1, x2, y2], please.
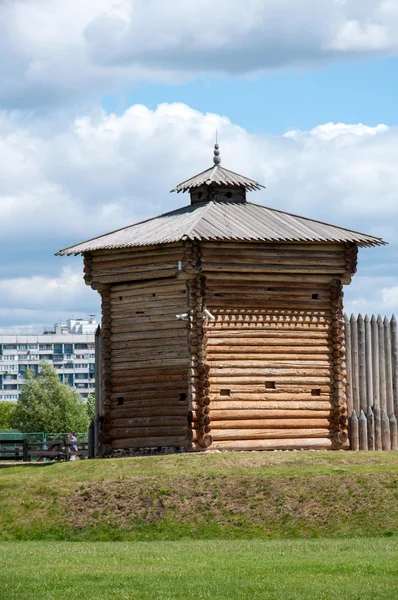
[65, 472, 398, 537]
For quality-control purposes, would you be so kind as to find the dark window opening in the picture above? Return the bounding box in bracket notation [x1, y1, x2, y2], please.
[153, 293, 156, 297]
[265, 287, 276, 291]
[136, 310, 145, 314]
[198, 192, 203, 199]
[312, 293, 319, 300]
[119, 296, 123, 301]
[179, 393, 187, 402]
[265, 381, 276, 390]
[225, 192, 232, 199]
[117, 397, 124, 405]
[311, 389, 321, 397]
[220, 389, 230, 396]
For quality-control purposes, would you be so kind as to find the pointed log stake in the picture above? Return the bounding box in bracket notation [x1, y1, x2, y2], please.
[389, 413, 398, 451]
[384, 316, 394, 416]
[350, 410, 359, 451]
[378, 315, 387, 412]
[367, 406, 375, 451]
[381, 409, 391, 451]
[373, 403, 382, 451]
[364, 315, 373, 413]
[358, 314, 367, 413]
[351, 314, 360, 415]
[358, 410, 368, 451]
[345, 314, 353, 417]
[391, 315, 398, 417]
[371, 315, 379, 407]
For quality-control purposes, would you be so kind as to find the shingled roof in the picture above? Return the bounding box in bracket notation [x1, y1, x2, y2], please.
[171, 165, 264, 193]
[57, 200, 386, 255]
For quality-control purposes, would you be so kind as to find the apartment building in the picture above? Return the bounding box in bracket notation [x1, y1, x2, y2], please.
[0, 317, 98, 402]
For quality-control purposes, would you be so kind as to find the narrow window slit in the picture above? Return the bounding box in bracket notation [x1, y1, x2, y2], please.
[179, 393, 187, 402]
[117, 397, 124, 405]
[311, 389, 321, 397]
[265, 382, 276, 390]
[220, 389, 230, 397]
[312, 293, 319, 300]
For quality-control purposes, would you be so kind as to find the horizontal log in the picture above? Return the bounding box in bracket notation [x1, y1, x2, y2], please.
[209, 393, 331, 402]
[112, 336, 187, 350]
[211, 428, 330, 441]
[111, 304, 188, 319]
[112, 358, 189, 371]
[94, 251, 184, 269]
[208, 368, 331, 376]
[203, 272, 338, 283]
[207, 363, 332, 371]
[208, 376, 331, 384]
[210, 418, 330, 429]
[94, 242, 183, 259]
[92, 269, 178, 285]
[111, 416, 188, 427]
[207, 354, 332, 362]
[209, 409, 331, 420]
[112, 435, 188, 449]
[207, 331, 330, 339]
[211, 438, 334, 451]
[207, 338, 330, 347]
[111, 321, 187, 334]
[110, 392, 188, 402]
[110, 426, 188, 439]
[202, 241, 344, 252]
[109, 407, 189, 419]
[111, 329, 188, 342]
[203, 263, 344, 274]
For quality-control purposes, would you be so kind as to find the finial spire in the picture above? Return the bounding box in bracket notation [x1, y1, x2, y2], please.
[213, 139, 221, 166]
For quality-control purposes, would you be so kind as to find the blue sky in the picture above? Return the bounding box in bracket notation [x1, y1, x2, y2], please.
[1, 0, 398, 331]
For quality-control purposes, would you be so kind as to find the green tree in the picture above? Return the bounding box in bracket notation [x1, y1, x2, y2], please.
[0, 402, 16, 430]
[11, 362, 90, 434]
[86, 393, 95, 422]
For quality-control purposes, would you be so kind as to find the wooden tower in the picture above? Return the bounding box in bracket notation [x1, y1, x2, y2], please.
[58, 144, 385, 455]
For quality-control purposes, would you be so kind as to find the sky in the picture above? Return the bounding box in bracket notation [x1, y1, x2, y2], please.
[1, 0, 398, 332]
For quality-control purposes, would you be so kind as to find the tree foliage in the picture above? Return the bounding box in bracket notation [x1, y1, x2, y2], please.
[0, 402, 16, 430]
[11, 362, 90, 433]
[86, 393, 95, 422]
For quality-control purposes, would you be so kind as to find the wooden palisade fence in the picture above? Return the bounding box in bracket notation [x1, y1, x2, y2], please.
[345, 314, 398, 451]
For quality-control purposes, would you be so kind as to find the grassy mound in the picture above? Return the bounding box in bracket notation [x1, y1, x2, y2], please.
[0, 451, 397, 541]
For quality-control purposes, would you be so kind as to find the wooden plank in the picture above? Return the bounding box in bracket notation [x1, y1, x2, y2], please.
[345, 314, 353, 417]
[211, 438, 333, 451]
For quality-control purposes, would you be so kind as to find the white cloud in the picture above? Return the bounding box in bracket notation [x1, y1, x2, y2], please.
[1, 0, 398, 108]
[0, 266, 100, 332]
[1, 101, 398, 328]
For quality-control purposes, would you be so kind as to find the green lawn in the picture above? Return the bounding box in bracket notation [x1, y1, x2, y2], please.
[1, 538, 397, 599]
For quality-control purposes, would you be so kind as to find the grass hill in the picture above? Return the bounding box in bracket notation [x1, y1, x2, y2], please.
[1, 451, 398, 541]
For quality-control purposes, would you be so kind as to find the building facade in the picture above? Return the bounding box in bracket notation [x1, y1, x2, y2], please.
[0, 318, 98, 402]
[59, 144, 385, 455]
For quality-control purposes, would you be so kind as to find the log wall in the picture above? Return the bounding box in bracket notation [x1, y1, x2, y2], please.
[86, 243, 192, 453]
[200, 242, 352, 451]
[86, 240, 358, 453]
